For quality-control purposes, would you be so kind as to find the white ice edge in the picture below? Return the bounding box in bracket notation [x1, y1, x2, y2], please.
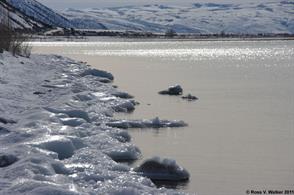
[0, 51, 187, 195]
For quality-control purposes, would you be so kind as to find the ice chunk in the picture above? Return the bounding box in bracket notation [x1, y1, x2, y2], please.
[182, 94, 198, 101]
[111, 91, 134, 99]
[41, 84, 67, 89]
[133, 157, 190, 181]
[0, 117, 16, 124]
[30, 186, 80, 195]
[104, 144, 141, 162]
[60, 118, 86, 127]
[32, 136, 77, 160]
[33, 91, 46, 95]
[96, 77, 112, 83]
[0, 126, 10, 134]
[73, 93, 95, 101]
[112, 101, 136, 113]
[106, 117, 187, 129]
[159, 85, 183, 95]
[44, 107, 91, 122]
[4, 180, 79, 195]
[51, 161, 71, 175]
[109, 129, 132, 143]
[0, 154, 18, 167]
[80, 68, 114, 81]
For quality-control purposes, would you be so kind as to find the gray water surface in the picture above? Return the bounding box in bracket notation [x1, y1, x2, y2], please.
[32, 39, 294, 195]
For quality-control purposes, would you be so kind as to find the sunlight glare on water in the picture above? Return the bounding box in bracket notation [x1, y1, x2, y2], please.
[31, 40, 294, 62]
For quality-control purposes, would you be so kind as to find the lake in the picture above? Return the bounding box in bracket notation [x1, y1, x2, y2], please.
[32, 38, 294, 195]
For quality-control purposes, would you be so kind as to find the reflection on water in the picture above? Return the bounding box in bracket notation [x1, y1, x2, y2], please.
[31, 40, 294, 62]
[32, 39, 294, 195]
[152, 179, 190, 190]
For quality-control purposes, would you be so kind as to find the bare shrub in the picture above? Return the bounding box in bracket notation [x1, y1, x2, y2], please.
[0, 7, 31, 57]
[165, 29, 177, 38]
[10, 32, 32, 57]
[0, 23, 13, 53]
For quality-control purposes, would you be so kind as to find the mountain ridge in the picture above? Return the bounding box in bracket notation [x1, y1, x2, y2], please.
[62, 2, 294, 34]
[0, 0, 49, 31]
[1, 0, 293, 35]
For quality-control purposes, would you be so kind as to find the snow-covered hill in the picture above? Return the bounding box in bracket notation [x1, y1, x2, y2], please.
[63, 1, 294, 34]
[1, 0, 293, 34]
[0, 0, 47, 30]
[7, 0, 73, 28]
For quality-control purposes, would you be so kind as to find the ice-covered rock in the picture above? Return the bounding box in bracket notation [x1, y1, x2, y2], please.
[107, 129, 132, 143]
[182, 94, 198, 101]
[111, 91, 134, 99]
[80, 68, 114, 81]
[133, 157, 190, 181]
[60, 117, 87, 127]
[106, 117, 187, 129]
[0, 154, 18, 167]
[0, 117, 16, 124]
[112, 100, 136, 113]
[33, 91, 46, 95]
[159, 85, 183, 95]
[0, 126, 10, 134]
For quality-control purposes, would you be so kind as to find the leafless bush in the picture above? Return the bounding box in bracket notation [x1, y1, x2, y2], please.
[10, 32, 32, 57]
[0, 8, 31, 57]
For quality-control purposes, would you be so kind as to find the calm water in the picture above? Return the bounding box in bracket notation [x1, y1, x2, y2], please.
[32, 39, 294, 195]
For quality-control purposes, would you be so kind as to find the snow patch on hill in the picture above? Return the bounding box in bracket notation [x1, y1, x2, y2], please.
[7, 0, 73, 28]
[0, 0, 46, 30]
[63, 1, 294, 34]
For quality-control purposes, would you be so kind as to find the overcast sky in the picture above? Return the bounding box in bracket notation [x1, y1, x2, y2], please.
[38, 0, 263, 10]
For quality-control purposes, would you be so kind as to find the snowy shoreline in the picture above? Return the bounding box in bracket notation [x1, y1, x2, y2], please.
[0, 52, 187, 194]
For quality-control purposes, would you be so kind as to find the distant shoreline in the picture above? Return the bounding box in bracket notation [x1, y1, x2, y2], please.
[31, 28, 294, 42]
[31, 35, 294, 42]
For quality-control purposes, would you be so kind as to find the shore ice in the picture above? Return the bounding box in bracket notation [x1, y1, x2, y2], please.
[0, 51, 187, 194]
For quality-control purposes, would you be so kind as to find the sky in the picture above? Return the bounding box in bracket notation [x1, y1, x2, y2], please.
[38, 0, 262, 10]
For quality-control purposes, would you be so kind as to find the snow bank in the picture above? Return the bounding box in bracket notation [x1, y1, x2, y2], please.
[0, 52, 186, 194]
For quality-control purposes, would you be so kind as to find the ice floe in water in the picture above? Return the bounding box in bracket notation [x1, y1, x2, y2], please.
[106, 117, 187, 129]
[0, 51, 187, 194]
[133, 157, 190, 181]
